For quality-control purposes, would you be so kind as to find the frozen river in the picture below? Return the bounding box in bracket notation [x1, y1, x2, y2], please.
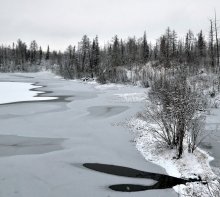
[0, 72, 178, 197]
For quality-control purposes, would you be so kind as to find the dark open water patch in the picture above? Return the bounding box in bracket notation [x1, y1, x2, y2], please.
[83, 163, 199, 192]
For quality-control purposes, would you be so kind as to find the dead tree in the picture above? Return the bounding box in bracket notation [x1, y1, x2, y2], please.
[210, 19, 215, 69]
[214, 10, 220, 71]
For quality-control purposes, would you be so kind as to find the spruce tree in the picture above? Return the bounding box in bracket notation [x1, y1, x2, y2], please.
[142, 31, 149, 63]
[39, 46, 43, 64]
[45, 45, 50, 60]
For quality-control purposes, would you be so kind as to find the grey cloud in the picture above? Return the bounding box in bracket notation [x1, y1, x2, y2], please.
[0, 0, 219, 51]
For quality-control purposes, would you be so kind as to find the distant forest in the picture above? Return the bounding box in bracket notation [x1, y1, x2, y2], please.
[0, 17, 219, 84]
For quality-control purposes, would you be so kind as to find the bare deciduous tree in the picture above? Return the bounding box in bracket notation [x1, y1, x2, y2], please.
[143, 68, 206, 158]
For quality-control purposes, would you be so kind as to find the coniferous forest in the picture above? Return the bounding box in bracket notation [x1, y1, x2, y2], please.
[0, 19, 219, 85]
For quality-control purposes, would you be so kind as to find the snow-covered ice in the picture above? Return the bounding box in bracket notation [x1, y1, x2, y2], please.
[0, 72, 178, 197]
[0, 135, 64, 157]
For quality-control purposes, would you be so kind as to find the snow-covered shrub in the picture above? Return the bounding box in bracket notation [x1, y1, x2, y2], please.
[187, 115, 206, 153]
[143, 69, 206, 158]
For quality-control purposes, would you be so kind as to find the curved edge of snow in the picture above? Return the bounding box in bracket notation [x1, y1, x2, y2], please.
[127, 117, 219, 197]
[0, 82, 57, 105]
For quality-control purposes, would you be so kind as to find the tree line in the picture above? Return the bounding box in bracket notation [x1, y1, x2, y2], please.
[0, 17, 219, 82]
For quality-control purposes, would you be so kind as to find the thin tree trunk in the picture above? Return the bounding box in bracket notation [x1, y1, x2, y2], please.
[215, 11, 220, 71]
[210, 20, 215, 69]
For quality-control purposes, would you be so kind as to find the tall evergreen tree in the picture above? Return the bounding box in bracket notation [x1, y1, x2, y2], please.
[39, 46, 43, 64]
[79, 35, 91, 75]
[45, 45, 50, 60]
[214, 11, 220, 69]
[209, 20, 215, 68]
[112, 35, 121, 67]
[142, 31, 149, 63]
[30, 40, 38, 63]
[197, 30, 206, 58]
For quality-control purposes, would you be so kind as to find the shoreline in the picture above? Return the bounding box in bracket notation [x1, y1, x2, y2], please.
[127, 116, 219, 196]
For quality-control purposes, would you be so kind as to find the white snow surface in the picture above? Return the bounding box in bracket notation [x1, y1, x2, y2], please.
[94, 83, 124, 90]
[114, 93, 146, 103]
[0, 82, 56, 104]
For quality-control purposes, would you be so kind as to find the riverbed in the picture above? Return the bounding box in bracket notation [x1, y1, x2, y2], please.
[0, 72, 178, 197]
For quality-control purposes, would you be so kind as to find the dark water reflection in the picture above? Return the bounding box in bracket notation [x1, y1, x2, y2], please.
[83, 163, 199, 192]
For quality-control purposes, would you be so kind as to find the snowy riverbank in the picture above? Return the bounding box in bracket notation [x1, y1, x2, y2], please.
[65, 74, 220, 196]
[82, 77, 220, 196]
[126, 117, 219, 196]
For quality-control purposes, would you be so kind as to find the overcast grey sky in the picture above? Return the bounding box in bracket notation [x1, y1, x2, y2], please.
[0, 0, 219, 51]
